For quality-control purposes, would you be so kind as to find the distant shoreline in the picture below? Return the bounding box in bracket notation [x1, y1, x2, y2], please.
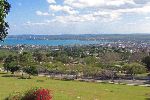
[0, 38, 109, 46]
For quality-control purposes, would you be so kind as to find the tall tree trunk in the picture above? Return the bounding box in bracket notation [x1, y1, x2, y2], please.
[132, 74, 135, 81]
[111, 72, 115, 82]
[22, 72, 24, 78]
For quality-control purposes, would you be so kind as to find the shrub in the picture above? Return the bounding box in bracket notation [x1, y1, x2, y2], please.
[5, 92, 23, 100]
[6, 88, 52, 100]
[23, 88, 52, 100]
[35, 89, 52, 100]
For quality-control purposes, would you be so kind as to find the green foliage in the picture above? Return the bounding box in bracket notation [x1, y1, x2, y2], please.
[55, 54, 70, 64]
[142, 56, 150, 70]
[84, 56, 98, 65]
[8, 61, 20, 74]
[82, 66, 101, 77]
[99, 52, 121, 64]
[123, 63, 146, 79]
[0, 0, 11, 40]
[45, 62, 67, 74]
[19, 52, 34, 68]
[5, 87, 52, 100]
[0, 50, 16, 62]
[3, 55, 20, 74]
[1, 47, 149, 80]
[5, 92, 22, 100]
[99, 69, 115, 80]
[23, 66, 38, 78]
[33, 50, 47, 63]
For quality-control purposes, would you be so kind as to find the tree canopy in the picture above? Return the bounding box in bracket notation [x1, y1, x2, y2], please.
[142, 56, 150, 70]
[4, 55, 20, 74]
[123, 63, 146, 80]
[0, 0, 10, 41]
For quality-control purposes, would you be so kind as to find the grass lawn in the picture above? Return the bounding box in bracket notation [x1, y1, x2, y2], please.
[0, 73, 150, 100]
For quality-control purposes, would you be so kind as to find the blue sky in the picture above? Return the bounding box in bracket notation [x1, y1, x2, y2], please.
[7, 0, 150, 35]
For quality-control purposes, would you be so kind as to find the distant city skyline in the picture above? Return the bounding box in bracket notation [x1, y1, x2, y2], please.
[7, 0, 150, 35]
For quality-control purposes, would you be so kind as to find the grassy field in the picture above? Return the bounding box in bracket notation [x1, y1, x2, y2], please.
[0, 73, 150, 100]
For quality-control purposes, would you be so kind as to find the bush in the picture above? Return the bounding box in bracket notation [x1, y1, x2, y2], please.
[5, 92, 23, 100]
[6, 88, 52, 100]
[23, 88, 52, 100]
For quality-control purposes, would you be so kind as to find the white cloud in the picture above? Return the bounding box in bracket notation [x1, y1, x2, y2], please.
[24, 21, 48, 26]
[106, 0, 135, 7]
[53, 14, 95, 23]
[127, 22, 136, 25]
[36, 11, 50, 16]
[50, 11, 121, 23]
[9, 0, 150, 35]
[93, 11, 121, 21]
[64, 0, 136, 8]
[47, 0, 56, 4]
[145, 16, 150, 19]
[64, 0, 104, 8]
[116, 4, 150, 14]
[49, 5, 79, 15]
[36, 0, 150, 24]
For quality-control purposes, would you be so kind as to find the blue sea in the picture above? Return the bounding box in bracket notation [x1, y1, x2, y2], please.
[0, 38, 109, 46]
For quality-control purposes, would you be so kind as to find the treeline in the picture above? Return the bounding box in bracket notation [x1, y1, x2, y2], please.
[0, 46, 150, 80]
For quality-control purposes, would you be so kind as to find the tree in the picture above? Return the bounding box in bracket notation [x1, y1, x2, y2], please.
[19, 52, 34, 77]
[23, 65, 38, 79]
[99, 52, 121, 64]
[55, 54, 70, 64]
[67, 64, 85, 79]
[103, 64, 120, 82]
[8, 61, 20, 74]
[84, 56, 98, 65]
[123, 63, 146, 80]
[33, 50, 47, 63]
[45, 62, 67, 76]
[82, 66, 101, 78]
[19, 52, 34, 68]
[129, 52, 147, 63]
[0, 0, 11, 40]
[3, 55, 20, 74]
[99, 69, 115, 80]
[142, 56, 150, 71]
[3, 55, 13, 72]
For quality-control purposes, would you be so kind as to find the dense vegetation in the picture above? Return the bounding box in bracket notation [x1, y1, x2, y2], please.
[0, 45, 149, 80]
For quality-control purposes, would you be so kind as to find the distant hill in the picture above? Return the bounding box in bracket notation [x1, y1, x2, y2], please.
[7, 34, 150, 42]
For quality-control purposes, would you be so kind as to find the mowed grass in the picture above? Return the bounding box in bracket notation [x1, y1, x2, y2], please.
[0, 73, 150, 100]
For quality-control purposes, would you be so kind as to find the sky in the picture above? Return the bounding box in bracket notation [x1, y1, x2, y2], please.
[6, 0, 150, 35]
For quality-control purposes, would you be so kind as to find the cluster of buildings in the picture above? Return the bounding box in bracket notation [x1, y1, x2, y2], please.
[0, 36, 149, 55]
